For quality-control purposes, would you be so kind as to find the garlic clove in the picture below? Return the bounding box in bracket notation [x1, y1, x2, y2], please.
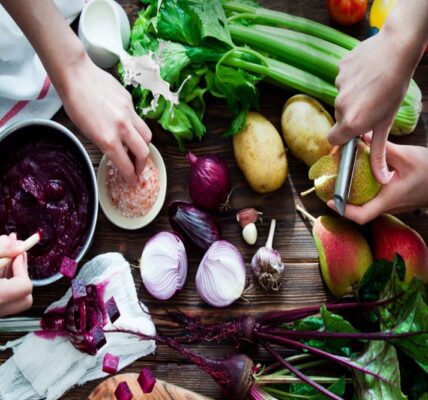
[242, 223, 257, 245]
[236, 208, 263, 228]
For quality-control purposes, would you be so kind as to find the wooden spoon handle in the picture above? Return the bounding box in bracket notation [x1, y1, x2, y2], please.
[0, 232, 41, 269]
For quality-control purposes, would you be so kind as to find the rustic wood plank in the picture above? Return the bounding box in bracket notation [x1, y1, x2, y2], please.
[0, 1, 427, 399]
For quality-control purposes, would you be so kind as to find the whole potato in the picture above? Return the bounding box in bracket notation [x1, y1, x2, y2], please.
[233, 112, 288, 193]
[281, 94, 334, 166]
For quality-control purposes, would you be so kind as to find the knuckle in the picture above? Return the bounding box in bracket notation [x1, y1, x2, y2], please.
[25, 294, 33, 309]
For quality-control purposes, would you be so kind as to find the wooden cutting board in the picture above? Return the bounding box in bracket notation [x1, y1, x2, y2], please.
[89, 373, 212, 400]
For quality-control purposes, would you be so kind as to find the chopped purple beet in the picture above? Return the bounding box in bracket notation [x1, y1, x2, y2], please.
[114, 381, 133, 400]
[92, 325, 106, 350]
[102, 352, 120, 374]
[137, 367, 156, 394]
[106, 297, 120, 323]
[71, 278, 87, 301]
[59, 256, 78, 279]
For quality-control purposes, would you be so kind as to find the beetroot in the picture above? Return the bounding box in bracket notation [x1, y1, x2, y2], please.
[60, 257, 78, 279]
[114, 381, 133, 400]
[102, 353, 119, 374]
[137, 367, 156, 393]
[71, 278, 87, 301]
[106, 297, 120, 323]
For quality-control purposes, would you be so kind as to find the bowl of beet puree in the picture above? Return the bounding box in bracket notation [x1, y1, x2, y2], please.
[0, 119, 98, 286]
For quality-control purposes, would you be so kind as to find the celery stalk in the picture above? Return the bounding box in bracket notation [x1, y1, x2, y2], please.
[224, 1, 359, 50]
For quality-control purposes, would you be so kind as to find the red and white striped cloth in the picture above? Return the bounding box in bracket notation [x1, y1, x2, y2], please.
[0, 0, 85, 132]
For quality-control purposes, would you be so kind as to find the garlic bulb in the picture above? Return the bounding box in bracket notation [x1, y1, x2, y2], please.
[251, 219, 285, 291]
[196, 241, 246, 307]
[140, 232, 187, 300]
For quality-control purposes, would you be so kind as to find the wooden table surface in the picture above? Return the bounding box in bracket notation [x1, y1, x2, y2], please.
[1, 1, 427, 399]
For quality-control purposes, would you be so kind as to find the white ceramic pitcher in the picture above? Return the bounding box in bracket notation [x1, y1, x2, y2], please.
[78, 0, 130, 68]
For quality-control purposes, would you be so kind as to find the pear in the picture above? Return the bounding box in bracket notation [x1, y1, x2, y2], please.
[297, 206, 373, 297]
[305, 140, 382, 205]
[372, 214, 428, 285]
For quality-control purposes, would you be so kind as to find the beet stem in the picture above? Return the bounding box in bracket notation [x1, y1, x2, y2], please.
[256, 331, 388, 383]
[257, 297, 398, 327]
[262, 327, 425, 341]
[260, 340, 344, 400]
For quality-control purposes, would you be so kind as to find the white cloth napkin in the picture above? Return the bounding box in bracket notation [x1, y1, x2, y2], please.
[0, 0, 85, 132]
[0, 253, 156, 400]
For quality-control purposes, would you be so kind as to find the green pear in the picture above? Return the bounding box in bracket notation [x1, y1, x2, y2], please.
[307, 140, 382, 205]
[372, 214, 428, 285]
[297, 207, 373, 297]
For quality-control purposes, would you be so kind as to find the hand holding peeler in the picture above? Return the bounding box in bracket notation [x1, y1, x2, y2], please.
[334, 137, 359, 216]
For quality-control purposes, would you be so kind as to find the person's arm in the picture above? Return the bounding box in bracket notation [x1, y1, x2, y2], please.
[0, 234, 32, 317]
[328, 0, 428, 184]
[328, 136, 428, 224]
[0, 0, 151, 183]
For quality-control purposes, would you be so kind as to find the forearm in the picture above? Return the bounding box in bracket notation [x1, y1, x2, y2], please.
[383, 0, 428, 67]
[0, 0, 86, 95]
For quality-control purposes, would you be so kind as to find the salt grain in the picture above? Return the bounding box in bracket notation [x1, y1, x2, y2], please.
[106, 158, 160, 218]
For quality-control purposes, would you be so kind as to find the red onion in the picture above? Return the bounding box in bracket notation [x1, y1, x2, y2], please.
[169, 201, 220, 250]
[140, 232, 187, 300]
[196, 241, 246, 307]
[187, 152, 231, 210]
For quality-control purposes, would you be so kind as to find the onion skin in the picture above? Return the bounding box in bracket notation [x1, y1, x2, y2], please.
[187, 152, 231, 211]
[140, 232, 187, 300]
[169, 201, 221, 250]
[196, 241, 246, 307]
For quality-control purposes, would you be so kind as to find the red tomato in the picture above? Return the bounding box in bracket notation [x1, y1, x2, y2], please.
[326, 0, 368, 26]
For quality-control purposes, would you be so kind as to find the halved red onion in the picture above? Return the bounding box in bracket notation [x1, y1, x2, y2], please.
[196, 241, 246, 307]
[140, 232, 187, 300]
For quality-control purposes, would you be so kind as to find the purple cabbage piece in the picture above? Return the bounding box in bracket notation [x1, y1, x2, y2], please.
[105, 297, 120, 323]
[71, 278, 87, 301]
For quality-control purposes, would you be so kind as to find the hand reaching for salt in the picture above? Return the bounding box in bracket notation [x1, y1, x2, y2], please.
[0, 253, 156, 400]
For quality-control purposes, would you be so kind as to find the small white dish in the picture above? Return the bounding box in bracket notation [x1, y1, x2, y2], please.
[78, 0, 130, 68]
[97, 144, 167, 230]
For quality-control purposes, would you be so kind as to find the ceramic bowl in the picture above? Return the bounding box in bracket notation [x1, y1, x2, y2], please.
[97, 143, 167, 230]
[0, 119, 98, 287]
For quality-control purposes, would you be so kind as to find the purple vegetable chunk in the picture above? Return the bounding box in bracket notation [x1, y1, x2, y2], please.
[102, 353, 120, 374]
[59, 256, 78, 279]
[71, 278, 87, 301]
[92, 325, 106, 350]
[106, 297, 120, 323]
[40, 312, 65, 331]
[114, 381, 133, 400]
[137, 367, 156, 394]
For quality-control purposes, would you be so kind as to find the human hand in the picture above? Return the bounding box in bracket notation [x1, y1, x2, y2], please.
[58, 52, 152, 183]
[327, 138, 428, 225]
[328, 27, 418, 185]
[0, 234, 33, 317]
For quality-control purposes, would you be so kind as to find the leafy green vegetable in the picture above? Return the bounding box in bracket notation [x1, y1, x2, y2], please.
[352, 341, 407, 400]
[357, 255, 405, 302]
[123, 0, 422, 147]
[379, 275, 428, 374]
[398, 351, 428, 400]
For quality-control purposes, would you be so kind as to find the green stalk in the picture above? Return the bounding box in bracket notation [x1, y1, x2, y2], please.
[230, 24, 339, 82]
[250, 25, 349, 59]
[223, 1, 359, 50]
[256, 375, 351, 386]
[223, 54, 338, 105]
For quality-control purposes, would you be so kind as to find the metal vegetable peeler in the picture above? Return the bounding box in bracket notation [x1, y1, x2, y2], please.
[334, 137, 359, 217]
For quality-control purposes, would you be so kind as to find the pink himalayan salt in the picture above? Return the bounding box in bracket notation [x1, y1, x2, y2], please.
[106, 157, 160, 218]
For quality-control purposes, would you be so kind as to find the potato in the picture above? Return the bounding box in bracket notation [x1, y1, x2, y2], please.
[281, 94, 334, 167]
[233, 112, 288, 193]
